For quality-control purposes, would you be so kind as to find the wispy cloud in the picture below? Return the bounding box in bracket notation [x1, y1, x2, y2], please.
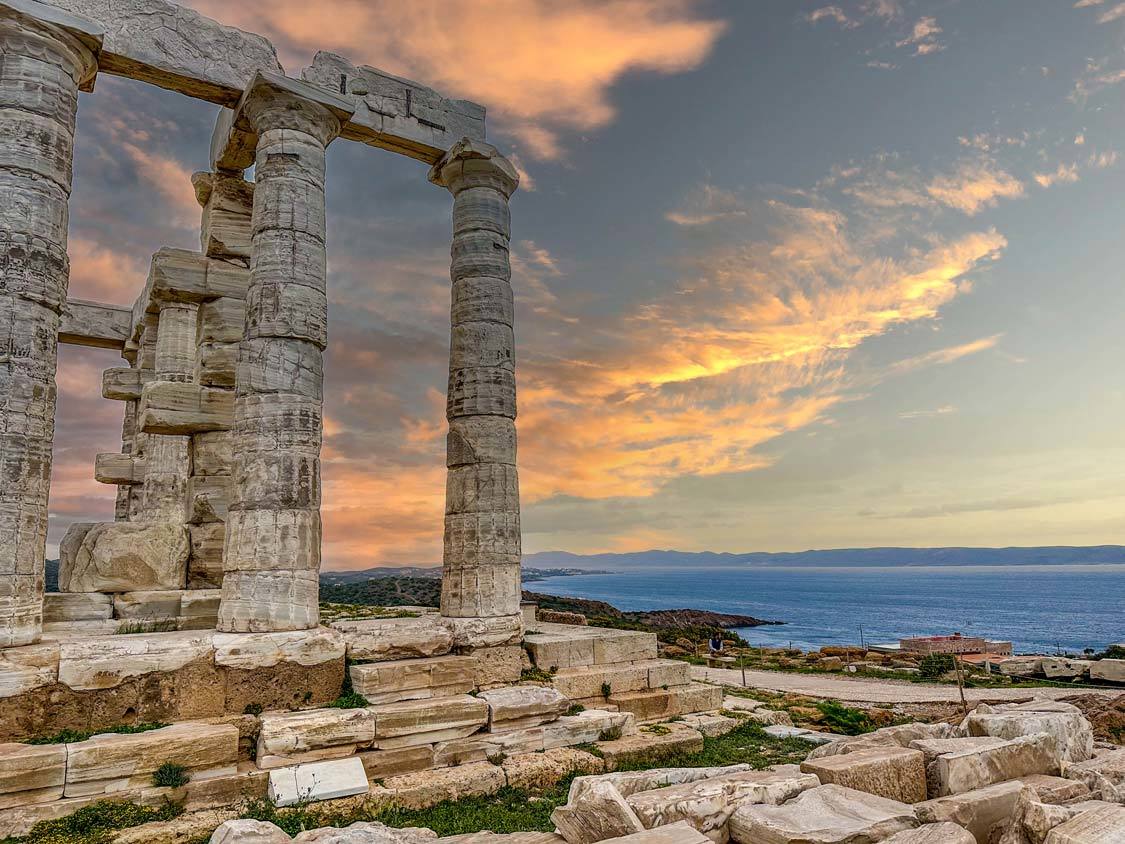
[895, 16, 945, 55]
[899, 405, 957, 420]
[1034, 162, 1080, 188]
[888, 336, 1002, 377]
[666, 184, 750, 226]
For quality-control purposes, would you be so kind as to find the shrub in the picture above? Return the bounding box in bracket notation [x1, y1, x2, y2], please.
[815, 700, 874, 736]
[600, 682, 612, 698]
[598, 726, 622, 742]
[520, 667, 555, 683]
[919, 653, 957, 679]
[565, 703, 585, 716]
[152, 762, 190, 788]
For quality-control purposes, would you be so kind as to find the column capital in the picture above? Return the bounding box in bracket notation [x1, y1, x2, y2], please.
[0, 0, 102, 91]
[429, 138, 519, 198]
[213, 71, 354, 171]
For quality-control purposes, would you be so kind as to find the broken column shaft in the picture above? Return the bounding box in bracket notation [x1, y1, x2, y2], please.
[0, 4, 99, 646]
[430, 140, 523, 643]
[217, 74, 351, 632]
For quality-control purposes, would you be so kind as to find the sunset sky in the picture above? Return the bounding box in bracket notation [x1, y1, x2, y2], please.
[50, 0, 1125, 568]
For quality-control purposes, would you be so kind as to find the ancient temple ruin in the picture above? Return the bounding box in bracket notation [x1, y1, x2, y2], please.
[0, 0, 722, 828]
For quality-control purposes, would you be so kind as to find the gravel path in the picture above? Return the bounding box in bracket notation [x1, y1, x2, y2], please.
[690, 665, 1115, 705]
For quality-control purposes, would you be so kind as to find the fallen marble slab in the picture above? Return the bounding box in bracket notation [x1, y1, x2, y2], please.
[728, 783, 918, 844]
[800, 747, 927, 804]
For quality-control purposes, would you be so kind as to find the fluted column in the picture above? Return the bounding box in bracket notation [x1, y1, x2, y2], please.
[430, 141, 522, 644]
[218, 77, 347, 632]
[0, 6, 98, 646]
[141, 303, 196, 522]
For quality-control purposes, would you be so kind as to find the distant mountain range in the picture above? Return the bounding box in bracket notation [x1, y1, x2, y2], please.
[522, 546, 1125, 570]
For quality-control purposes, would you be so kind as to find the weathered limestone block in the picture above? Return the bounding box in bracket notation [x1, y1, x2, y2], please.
[216, 570, 320, 633]
[541, 710, 637, 751]
[480, 685, 568, 732]
[193, 432, 234, 475]
[806, 722, 954, 760]
[59, 299, 131, 349]
[57, 630, 214, 690]
[1041, 659, 1091, 680]
[349, 655, 477, 704]
[551, 777, 645, 844]
[626, 765, 820, 841]
[998, 786, 1098, 844]
[598, 723, 704, 770]
[214, 628, 345, 670]
[920, 733, 1060, 798]
[0, 642, 59, 696]
[999, 658, 1044, 678]
[139, 381, 233, 434]
[355, 746, 435, 781]
[42, 592, 112, 623]
[181, 590, 223, 628]
[551, 664, 650, 700]
[915, 780, 1023, 844]
[883, 825, 975, 844]
[461, 645, 524, 687]
[680, 713, 740, 738]
[371, 695, 489, 748]
[209, 819, 291, 844]
[113, 590, 184, 620]
[1014, 775, 1091, 805]
[1063, 748, 1125, 802]
[1043, 804, 1125, 843]
[1090, 660, 1125, 683]
[291, 822, 438, 844]
[603, 826, 713, 844]
[268, 756, 368, 807]
[94, 452, 145, 484]
[965, 703, 1094, 763]
[59, 522, 188, 592]
[193, 172, 254, 259]
[65, 722, 239, 796]
[502, 748, 605, 792]
[729, 784, 918, 844]
[102, 367, 152, 401]
[189, 521, 225, 588]
[444, 614, 523, 649]
[197, 342, 239, 387]
[801, 747, 927, 804]
[611, 683, 723, 721]
[381, 761, 505, 810]
[334, 617, 454, 662]
[0, 742, 65, 809]
[188, 474, 231, 523]
[573, 766, 753, 801]
[257, 708, 375, 766]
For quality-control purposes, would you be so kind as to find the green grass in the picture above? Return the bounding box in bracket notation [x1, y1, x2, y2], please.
[814, 701, 873, 736]
[236, 721, 809, 837]
[21, 722, 168, 745]
[0, 800, 182, 844]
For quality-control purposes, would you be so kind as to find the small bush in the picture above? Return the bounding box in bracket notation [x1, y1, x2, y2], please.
[520, 667, 555, 683]
[327, 691, 369, 709]
[815, 700, 874, 736]
[152, 762, 190, 788]
[598, 726, 622, 742]
[22, 722, 168, 746]
[919, 654, 957, 679]
[1104, 645, 1125, 660]
[600, 682, 612, 698]
[565, 703, 585, 716]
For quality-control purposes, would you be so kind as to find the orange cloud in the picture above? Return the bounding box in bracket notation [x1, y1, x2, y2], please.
[183, 0, 726, 159]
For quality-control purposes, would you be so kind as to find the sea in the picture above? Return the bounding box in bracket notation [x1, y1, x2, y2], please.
[528, 565, 1125, 654]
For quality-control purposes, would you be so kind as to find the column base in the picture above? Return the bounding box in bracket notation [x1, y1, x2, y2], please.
[217, 570, 319, 633]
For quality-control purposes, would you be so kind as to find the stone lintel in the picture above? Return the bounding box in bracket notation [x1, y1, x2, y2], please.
[58, 299, 131, 349]
[301, 51, 487, 164]
[92, 452, 144, 485]
[211, 69, 354, 172]
[39, 0, 282, 105]
[0, 0, 103, 90]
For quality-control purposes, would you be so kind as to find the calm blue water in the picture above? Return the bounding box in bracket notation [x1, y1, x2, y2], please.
[529, 566, 1125, 654]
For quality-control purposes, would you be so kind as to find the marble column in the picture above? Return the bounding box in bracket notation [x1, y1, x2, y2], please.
[0, 5, 98, 646]
[141, 303, 196, 522]
[218, 76, 347, 632]
[430, 140, 523, 641]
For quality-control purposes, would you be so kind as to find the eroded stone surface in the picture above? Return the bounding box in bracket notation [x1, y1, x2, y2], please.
[59, 522, 188, 592]
[333, 617, 454, 663]
[480, 685, 568, 731]
[801, 747, 928, 804]
[729, 784, 918, 844]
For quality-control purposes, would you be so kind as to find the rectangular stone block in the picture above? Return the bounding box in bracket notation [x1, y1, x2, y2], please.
[267, 756, 368, 807]
[257, 708, 374, 762]
[922, 733, 1059, 798]
[1090, 659, 1125, 683]
[371, 695, 489, 742]
[914, 781, 1023, 844]
[42, 592, 112, 623]
[191, 432, 232, 476]
[0, 743, 65, 809]
[187, 475, 230, 524]
[1044, 804, 1125, 843]
[102, 367, 152, 401]
[355, 746, 434, 781]
[65, 722, 238, 796]
[113, 590, 184, 620]
[802, 747, 928, 804]
[0, 643, 59, 697]
[598, 723, 704, 770]
[600, 823, 711, 844]
[551, 664, 650, 700]
[729, 784, 918, 844]
[93, 452, 145, 485]
[480, 685, 568, 732]
[610, 683, 722, 721]
[188, 522, 225, 588]
[524, 631, 595, 670]
[139, 381, 233, 434]
[349, 655, 477, 704]
[332, 617, 453, 663]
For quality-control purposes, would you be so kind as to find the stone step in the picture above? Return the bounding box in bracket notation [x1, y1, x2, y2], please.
[349, 655, 478, 704]
[550, 659, 690, 700]
[596, 722, 704, 769]
[330, 616, 454, 662]
[608, 683, 723, 721]
[525, 623, 658, 670]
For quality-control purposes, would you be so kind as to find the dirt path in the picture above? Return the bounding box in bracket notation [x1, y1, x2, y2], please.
[690, 665, 1116, 705]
